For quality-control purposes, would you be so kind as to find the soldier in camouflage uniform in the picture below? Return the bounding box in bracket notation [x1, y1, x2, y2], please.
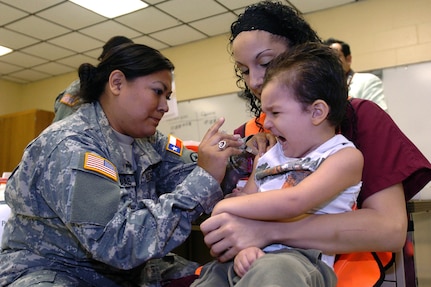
[53, 36, 133, 123]
[0, 43, 242, 286]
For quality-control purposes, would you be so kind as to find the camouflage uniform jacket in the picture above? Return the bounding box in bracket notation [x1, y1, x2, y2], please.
[0, 102, 223, 286]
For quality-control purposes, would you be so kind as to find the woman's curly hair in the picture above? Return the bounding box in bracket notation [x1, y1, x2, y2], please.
[228, 1, 321, 131]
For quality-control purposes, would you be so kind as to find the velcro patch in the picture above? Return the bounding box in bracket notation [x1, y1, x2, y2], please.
[83, 152, 118, 181]
[166, 134, 183, 156]
[60, 93, 80, 107]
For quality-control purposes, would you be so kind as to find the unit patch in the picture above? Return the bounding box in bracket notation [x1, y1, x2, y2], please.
[166, 135, 183, 156]
[83, 152, 118, 181]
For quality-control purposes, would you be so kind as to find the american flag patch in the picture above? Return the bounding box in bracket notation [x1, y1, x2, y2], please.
[166, 134, 183, 156]
[83, 152, 118, 181]
[60, 93, 80, 107]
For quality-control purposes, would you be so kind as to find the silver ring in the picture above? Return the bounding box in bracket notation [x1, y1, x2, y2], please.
[218, 140, 227, 151]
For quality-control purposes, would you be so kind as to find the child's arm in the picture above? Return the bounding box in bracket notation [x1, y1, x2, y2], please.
[225, 154, 261, 197]
[212, 147, 363, 220]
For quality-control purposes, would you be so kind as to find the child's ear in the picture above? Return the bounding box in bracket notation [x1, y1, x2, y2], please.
[311, 100, 329, 125]
[109, 70, 125, 95]
[346, 54, 352, 66]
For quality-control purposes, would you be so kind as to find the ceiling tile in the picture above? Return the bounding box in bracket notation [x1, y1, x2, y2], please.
[37, 1, 106, 30]
[0, 0, 360, 83]
[6, 16, 71, 40]
[150, 25, 207, 46]
[156, 0, 225, 22]
[0, 28, 39, 49]
[56, 54, 99, 69]
[0, 61, 23, 74]
[2, 76, 28, 83]
[215, 0, 262, 11]
[189, 12, 237, 36]
[0, 51, 46, 67]
[0, 0, 63, 13]
[142, 0, 165, 4]
[81, 49, 104, 62]
[233, 8, 246, 15]
[79, 20, 142, 42]
[115, 7, 179, 34]
[21, 42, 75, 60]
[48, 32, 104, 53]
[290, 0, 356, 13]
[9, 69, 50, 82]
[33, 62, 75, 75]
[133, 35, 169, 50]
[0, 2, 28, 25]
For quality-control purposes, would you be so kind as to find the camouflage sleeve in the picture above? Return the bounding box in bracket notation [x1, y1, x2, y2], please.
[150, 132, 222, 214]
[151, 132, 198, 192]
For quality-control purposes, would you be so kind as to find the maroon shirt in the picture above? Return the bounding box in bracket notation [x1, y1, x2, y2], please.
[349, 99, 431, 206]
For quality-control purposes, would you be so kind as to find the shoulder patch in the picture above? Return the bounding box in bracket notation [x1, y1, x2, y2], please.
[60, 93, 80, 107]
[166, 134, 183, 156]
[83, 152, 118, 181]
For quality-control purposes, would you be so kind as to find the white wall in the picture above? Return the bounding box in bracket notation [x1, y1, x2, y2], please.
[157, 93, 253, 142]
[383, 61, 431, 198]
[384, 61, 431, 162]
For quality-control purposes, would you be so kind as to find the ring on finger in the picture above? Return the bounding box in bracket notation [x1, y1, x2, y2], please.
[218, 140, 227, 151]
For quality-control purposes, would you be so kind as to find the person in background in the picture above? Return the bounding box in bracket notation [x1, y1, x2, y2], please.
[52, 36, 134, 122]
[199, 1, 431, 285]
[192, 43, 363, 287]
[324, 37, 388, 111]
[0, 43, 244, 286]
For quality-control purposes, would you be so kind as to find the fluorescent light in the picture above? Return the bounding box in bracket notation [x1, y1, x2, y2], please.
[69, 0, 148, 18]
[0, 45, 13, 56]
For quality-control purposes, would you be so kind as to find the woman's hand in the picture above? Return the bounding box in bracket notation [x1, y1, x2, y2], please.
[200, 212, 270, 262]
[246, 132, 276, 155]
[198, 118, 243, 183]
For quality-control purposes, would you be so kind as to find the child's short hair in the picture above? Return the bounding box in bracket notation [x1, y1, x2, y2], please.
[263, 42, 348, 126]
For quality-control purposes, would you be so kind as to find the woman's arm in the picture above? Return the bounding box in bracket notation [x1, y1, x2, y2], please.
[201, 183, 407, 262]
